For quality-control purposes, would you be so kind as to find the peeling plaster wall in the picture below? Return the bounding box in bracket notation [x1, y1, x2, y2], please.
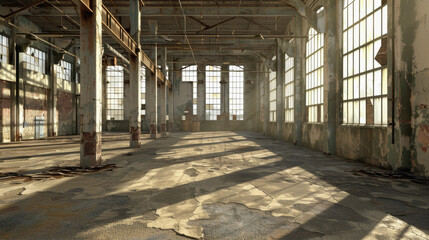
[57, 91, 74, 135]
[282, 123, 295, 143]
[391, 0, 429, 176]
[22, 84, 48, 140]
[301, 123, 327, 152]
[0, 80, 13, 143]
[337, 127, 389, 167]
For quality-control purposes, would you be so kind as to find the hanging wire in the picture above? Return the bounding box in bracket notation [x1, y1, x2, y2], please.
[177, 0, 198, 69]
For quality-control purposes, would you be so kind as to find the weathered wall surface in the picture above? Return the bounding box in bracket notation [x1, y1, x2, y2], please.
[301, 123, 327, 153]
[0, 80, 12, 143]
[389, 0, 429, 176]
[172, 79, 193, 131]
[22, 85, 48, 140]
[337, 127, 389, 167]
[106, 120, 129, 132]
[57, 91, 74, 135]
[282, 123, 295, 143]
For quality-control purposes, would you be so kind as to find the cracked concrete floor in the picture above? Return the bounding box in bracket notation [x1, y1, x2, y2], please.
[1, 131, 429, 239]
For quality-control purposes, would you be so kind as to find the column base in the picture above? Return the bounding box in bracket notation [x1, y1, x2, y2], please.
[130, 126, 141, 148]
[161, 123, 167, 137]
[150, 124, 158, 139]
[80, 131, 102, 168]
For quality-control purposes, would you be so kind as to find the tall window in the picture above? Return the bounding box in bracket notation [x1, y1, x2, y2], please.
[22, 47, 46, 74]
[343, 0, 388, 125]
[285, 54, 295, 122]
[193, 82, 197, 115]
[206, 65, 221, 120]
[141, 66, 146, 116]
[306, 28, 324, 123]
[229, 65, 244, 120]
[0, 35, 8, 64]
[56, 60, 72, 81]
[269, 69, 276, 122]
[182, 65, 198, 115]
[106, 66, 124, 120]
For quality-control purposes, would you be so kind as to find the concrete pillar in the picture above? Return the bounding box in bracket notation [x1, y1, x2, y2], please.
[48, 46, 58, 137]
[159, 47, 167, 136]
[167, 63, 174, 132]
[79, 0, 103, 167]
[146, 52, 158, 138]
[172, 62, 182, 131]
[294, 16, 305, 145]
[221, 65, 229, 116]
[324, 0, 339, 154]
[197, 64, 205, 120]
[276, 46, 285, 139]
[72, 45, 79, 134]
[101, 65, 107, 131]
[262, 63, 270, 135]
[129, 0, 142, 147]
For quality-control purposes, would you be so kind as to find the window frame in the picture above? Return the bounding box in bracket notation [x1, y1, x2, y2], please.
[342, 0, 388, 126]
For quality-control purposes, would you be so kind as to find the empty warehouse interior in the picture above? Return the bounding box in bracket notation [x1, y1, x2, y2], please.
[0, 0, 429, 239]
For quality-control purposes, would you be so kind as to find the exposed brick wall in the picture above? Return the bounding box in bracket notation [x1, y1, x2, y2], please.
[0, 80, 12, 143]
[22, 84, 48, 139]
[57, 91, 75, 135]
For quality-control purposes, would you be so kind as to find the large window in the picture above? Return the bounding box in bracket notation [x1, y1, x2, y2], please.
[305, 28, 324, 123]
[56, 60, 72, 81]
[22, 47, 46, 74]
[106, 66, 124, 120]
[193, 82, 197, 115]
[269, 69, 276, 122]
[141, 66, 146, 116]
[205, 65, 221, 120]
[285, 54, 295, 122]
[182, 65, 198, 115]
[229, 65, 244, 120]
[343, 0, 388, 125]
[0, 35, 8, 64]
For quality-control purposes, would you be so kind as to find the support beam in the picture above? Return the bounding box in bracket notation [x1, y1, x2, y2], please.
[2, 0, 48, 20]
[23, 6, 298, 17]
[276, 45, 285, 139]
[101, 4, 137, 55]
[48, 46, 58, 137]
[146, 21, 158, 139]
[197, 65, 205, 120]
[286, 0, 325, 33]
[159, 47, 167, 137]
[129, 0, 141, 148]
[294, 16, 305, 145]
[167, 63, 174, 132]
[79, 0, 103, 167]
[325, 0, 338, 154]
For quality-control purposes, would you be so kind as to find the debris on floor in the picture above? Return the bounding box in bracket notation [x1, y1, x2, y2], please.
[0, 164, 117, 182]
[352, 169, 429, 185]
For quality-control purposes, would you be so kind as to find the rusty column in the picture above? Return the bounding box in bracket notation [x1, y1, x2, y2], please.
[159, 47, 167, 137]
[129, 0, 142, 147]
[79, 0, 103, 167]
[146, 21, 158, 139]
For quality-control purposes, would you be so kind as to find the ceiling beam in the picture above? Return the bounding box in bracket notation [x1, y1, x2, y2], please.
[2, 0, 48, 20]
[20, 6, 298, 17]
